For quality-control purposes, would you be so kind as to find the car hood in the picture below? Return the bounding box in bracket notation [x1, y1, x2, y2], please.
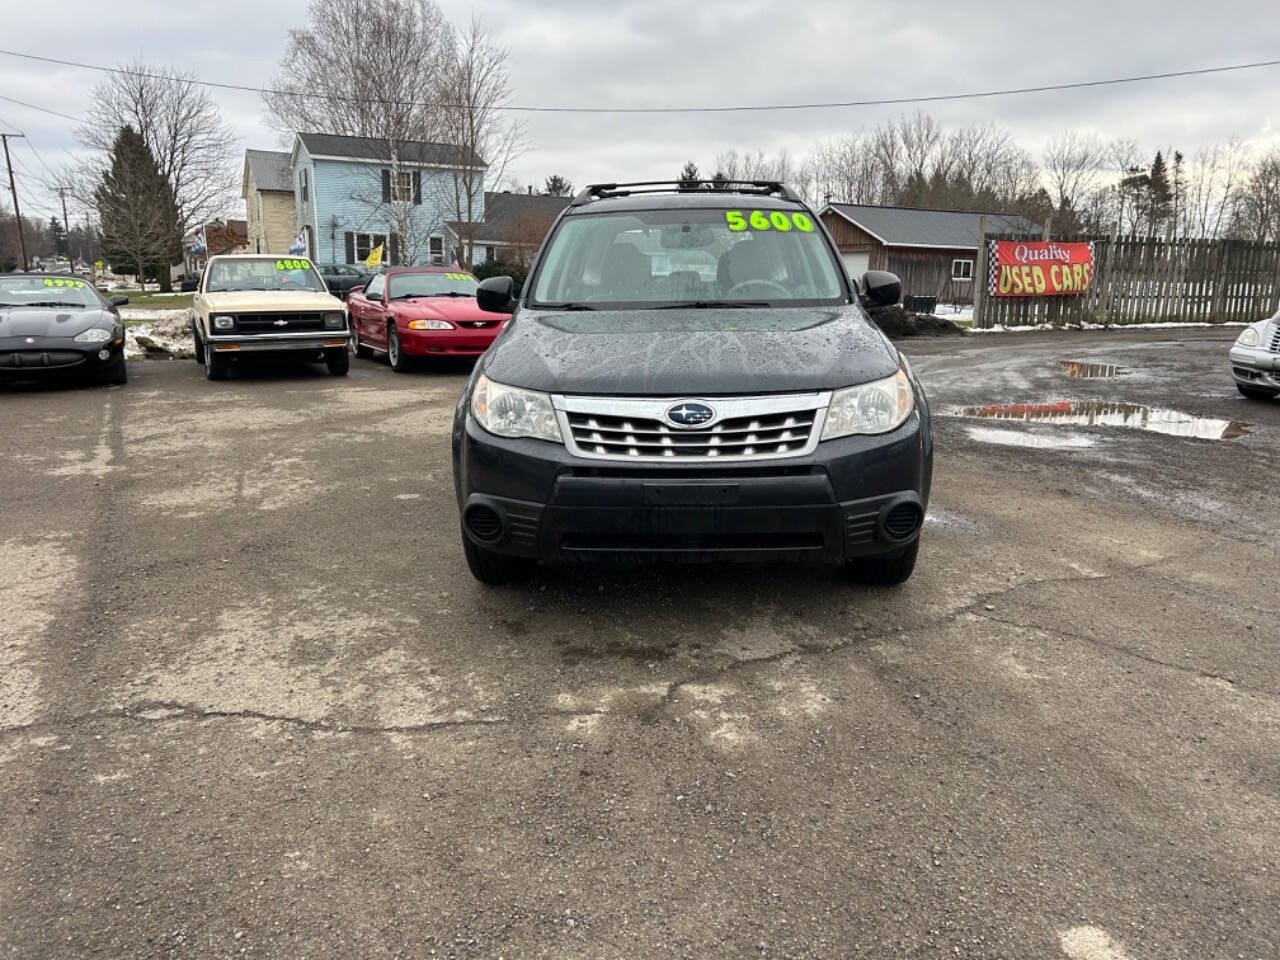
[0, 306, 116, 339]
[482, 304, 899, 395]
[389, 296, 494, 324]
[203, 290, 344, 312]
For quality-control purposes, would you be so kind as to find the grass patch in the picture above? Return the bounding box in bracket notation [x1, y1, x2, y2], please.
[111, 292, 193, 310]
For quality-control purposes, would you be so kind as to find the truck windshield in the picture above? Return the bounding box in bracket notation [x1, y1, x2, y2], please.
[530, 208, 846, 309]
[206, 258, 327, 293]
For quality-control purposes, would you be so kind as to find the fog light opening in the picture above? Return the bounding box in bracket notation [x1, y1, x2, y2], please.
[881, 502, 923, 541]
[464, 504, 504, 542]
[97, 348, 110, 360]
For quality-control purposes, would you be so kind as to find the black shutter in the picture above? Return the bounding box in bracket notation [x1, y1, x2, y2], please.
[381, 169, 391, 203]
[389, 233, 401, 266]
[412, 171, 422, 205]
[344, 232, 355, 265]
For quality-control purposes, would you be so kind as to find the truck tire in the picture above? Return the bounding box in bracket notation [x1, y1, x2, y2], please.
[204, 344, 228, 381]
[192, 321, 205, 363]
[1236, 383, 1278, 401]
[462, 532, 536, 585]
[846, 539, 918, 586]
[325, 347, 350, 376]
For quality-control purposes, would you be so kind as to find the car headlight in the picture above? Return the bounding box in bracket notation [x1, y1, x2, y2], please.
[407, 317, 453, 330]
[323, 312, 344, 329]
[73, 327, 111, 343]
[471, 373, 562, 442]
[821, 367, 915, 440]
[212, 314, 234, 331]
[1236, 327, 1261, 347]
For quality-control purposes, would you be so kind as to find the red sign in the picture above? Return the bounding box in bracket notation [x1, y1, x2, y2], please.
[989, 241, 1094, 297]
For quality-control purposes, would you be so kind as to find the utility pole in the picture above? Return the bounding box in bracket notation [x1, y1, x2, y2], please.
[1, 132, 29, 272]
[56, 185, 72, 270]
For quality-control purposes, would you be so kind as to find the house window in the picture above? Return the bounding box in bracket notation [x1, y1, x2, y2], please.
[354, 233, 388, 263]
[484, 245, 496, 264]
[299, 169, 309, 203]
[951, 258, 974, 281]
[429, 236, 444, 265]
[392, 171, 413, 203]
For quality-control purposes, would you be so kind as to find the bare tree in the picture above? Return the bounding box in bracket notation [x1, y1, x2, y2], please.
[1232, 145, 1280, 242]
[1184, 137, 1251, 238]
[434, 17, 524, 268]
[263, 0, 453, 143]
[77, 60, 237, 236]
[1042, 130, 1103, 216]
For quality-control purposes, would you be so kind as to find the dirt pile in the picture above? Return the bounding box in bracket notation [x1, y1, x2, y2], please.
[869, 304, 966, 338]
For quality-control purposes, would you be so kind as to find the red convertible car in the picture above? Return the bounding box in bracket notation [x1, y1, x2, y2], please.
[347, 267, 507, 371]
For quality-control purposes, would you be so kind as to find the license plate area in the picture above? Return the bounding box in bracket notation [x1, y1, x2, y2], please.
[642, 482, 740, 506]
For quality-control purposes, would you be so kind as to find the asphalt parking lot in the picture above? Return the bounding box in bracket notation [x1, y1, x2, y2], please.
[2, 326, 1277, 960]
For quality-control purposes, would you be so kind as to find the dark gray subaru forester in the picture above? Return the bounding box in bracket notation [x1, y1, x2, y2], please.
[451, 180, 933, 585]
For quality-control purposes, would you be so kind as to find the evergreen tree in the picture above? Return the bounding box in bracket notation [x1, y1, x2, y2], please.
[542, 175, 573, 196]
[1148, 151, 1173, 233]
[95, 125, 178, 289]
[678, 161, 700, 189]
[710, 170, 729, 190]
[48, 217, 68, 259]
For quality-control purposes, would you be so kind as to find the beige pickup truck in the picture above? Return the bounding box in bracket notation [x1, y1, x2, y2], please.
[192, 254, 351, 380]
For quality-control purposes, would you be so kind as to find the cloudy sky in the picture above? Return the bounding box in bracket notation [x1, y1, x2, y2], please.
[2, 0, 1278, 223]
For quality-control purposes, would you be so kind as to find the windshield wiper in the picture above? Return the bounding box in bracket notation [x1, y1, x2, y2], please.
[656, 300, 771, 309]
[11, 300, 88, 308]
[538, 302, 597, 311]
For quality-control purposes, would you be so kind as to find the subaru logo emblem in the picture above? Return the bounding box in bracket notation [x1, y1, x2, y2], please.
[665, 401, 716, 429]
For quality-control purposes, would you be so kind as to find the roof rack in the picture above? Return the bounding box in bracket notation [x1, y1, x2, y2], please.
[572, 180, 803, 205]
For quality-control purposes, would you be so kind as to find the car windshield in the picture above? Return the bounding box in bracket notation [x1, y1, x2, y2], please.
[388, 272, 478, 299]
[530, 207, 846, 309]
[0, 275, 103, 308]
[205, 258, 327, 293]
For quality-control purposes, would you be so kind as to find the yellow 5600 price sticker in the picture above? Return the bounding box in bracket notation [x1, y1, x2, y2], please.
[443, 272, 474, 281]
[275, 258, 311, 270]
[724, 210, 814, 233]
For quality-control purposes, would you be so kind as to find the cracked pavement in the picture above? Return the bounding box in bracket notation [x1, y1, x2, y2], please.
[1, 327, 1278, 959]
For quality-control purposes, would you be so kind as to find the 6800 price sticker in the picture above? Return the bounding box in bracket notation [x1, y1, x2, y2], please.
[724, 210, 814, 233]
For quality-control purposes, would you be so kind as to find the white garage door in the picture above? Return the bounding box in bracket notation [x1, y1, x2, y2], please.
[842, 251, 870, 280]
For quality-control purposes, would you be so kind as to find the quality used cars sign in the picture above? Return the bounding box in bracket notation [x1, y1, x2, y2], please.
[990, 241, 1095, 297]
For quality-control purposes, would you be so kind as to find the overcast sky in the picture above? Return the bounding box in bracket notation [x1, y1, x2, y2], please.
[2, 0, 1278, 223]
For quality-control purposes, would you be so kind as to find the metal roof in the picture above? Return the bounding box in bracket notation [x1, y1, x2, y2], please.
[447, 192, 573, 243]
[244, 149, 293, 193]
[295, 132, 485, 169]
[823, 203, 1039, 250]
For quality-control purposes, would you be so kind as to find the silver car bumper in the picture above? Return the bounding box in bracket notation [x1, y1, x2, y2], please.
[208, 331, 351, 353]
[1229, 343, 1280, 387]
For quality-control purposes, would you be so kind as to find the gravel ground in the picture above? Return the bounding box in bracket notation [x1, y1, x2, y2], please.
[1, 327, 1277, 960]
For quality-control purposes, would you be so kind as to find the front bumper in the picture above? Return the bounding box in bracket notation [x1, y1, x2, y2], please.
[400, 325, 501, 358]
[455, 411, 932, 565]
[1229, 343, 1280, 388]
[0, 336, 124, 375]
[207, 330, 350, 353]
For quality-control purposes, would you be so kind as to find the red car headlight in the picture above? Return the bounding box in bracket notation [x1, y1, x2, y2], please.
[407, 317, 453, 330]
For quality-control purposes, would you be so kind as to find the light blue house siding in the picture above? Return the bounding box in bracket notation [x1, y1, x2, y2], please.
[289, 136, 485, 267]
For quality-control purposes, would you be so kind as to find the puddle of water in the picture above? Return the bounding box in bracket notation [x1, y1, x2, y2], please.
[956, 401, 1249, 441]
[965, 426, 1096, 449]
[1060, 360, 1124, 378]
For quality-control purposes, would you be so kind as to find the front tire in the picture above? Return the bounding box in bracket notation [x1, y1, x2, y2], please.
[1236, 382, 1278, 401]
[101, 353, 128, 385]
[325, 347, 350, 376]
[192, 321, 205, 363]
[462, 533, 536, 585]
[845, 539, 919, 586]
[204, 343, 228, 381]
[388, 323, 412, 373]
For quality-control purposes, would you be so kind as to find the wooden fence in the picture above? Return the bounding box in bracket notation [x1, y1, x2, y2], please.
[974, 232, 1280, 328]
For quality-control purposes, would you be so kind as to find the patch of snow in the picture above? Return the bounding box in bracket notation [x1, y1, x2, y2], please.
[973, 320, 1249, 334]
[124, 308, 195, 360]
[965, 426, 1097, 449]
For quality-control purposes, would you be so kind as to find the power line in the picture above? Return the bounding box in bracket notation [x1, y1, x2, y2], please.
[1, 47, 1278, 114]
[0, 92, 85, 124]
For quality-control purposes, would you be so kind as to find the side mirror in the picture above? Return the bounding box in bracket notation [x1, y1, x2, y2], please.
[860, 270, 901, 308]
[110, 295, 129, 307]
[476, 275, 516, 314]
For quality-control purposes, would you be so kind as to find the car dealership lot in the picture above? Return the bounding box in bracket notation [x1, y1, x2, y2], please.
[1, 328, 1277, 960]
